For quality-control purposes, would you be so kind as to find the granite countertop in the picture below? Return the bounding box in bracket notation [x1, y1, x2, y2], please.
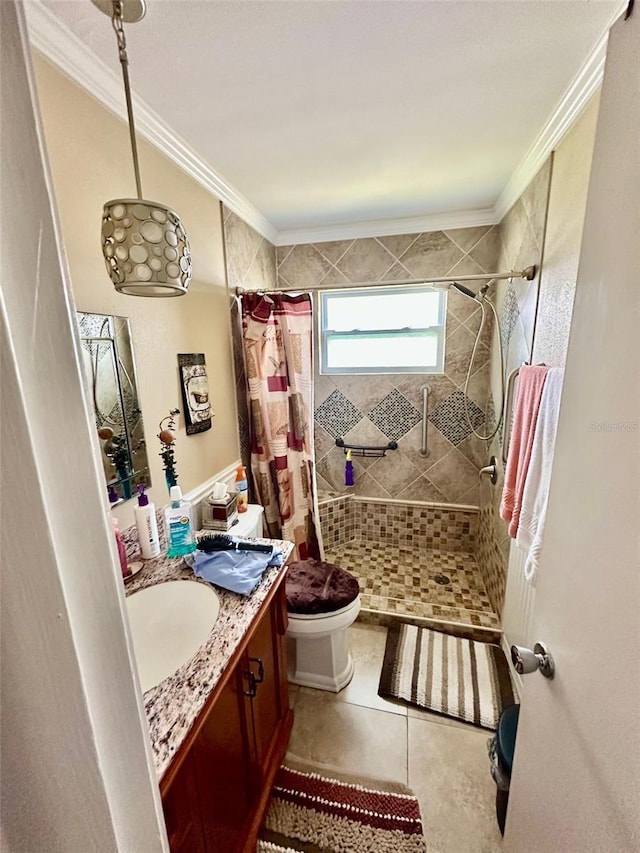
[124, 537, 294, 782]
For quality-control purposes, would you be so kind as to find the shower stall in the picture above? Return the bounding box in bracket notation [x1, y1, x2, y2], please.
[319, 493, 498, 637]
[223, 161, 554, 643]
[309, 269, 531, 642]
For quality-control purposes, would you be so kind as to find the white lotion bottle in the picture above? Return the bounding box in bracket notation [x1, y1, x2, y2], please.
[134, 484, 161, 559]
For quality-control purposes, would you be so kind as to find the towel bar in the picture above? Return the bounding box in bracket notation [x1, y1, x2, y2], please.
[502, 366, 522, 464]
[501, 362, 547, 464]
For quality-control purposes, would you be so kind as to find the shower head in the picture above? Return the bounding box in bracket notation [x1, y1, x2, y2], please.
[450, 282, 479, 301]
[428, 281, 478, 299]
[427, 279, 497, 300]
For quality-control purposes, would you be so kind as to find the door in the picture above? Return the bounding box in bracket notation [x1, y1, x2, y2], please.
[1, 2, 167, 850]
[504, 10, 640, 852]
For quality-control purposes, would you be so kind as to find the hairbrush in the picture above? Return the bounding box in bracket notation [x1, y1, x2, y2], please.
[197, 533, 273, 555]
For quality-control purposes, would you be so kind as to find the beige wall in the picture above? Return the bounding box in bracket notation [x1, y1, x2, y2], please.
[33, 55, 239, 528]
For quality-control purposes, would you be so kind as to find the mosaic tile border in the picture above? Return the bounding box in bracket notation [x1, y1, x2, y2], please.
[318, 495, 479, 553]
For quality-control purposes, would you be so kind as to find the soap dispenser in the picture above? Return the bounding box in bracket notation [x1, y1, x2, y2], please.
[134, 484, 160, 559]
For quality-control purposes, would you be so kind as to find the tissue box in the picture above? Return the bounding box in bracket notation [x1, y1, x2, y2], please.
[201, 492, 238, 531]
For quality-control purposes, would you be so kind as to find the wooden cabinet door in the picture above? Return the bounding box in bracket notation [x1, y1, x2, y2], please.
[192, 666, 255, 852]
[162, 753, 206, 853]
[162, 577, 292, 853]
[246, 582, 289, 784]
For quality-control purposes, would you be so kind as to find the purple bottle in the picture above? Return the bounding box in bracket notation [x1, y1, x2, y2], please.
[345, 449, 355, 487]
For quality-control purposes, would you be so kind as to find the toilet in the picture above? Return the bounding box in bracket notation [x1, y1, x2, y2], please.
[285, 559, 361, 693]
[228, 507, 361, 692]
[226, 503, 265, 540]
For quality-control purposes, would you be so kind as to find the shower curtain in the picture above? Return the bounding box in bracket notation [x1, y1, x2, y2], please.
[240, 292, 320, 560]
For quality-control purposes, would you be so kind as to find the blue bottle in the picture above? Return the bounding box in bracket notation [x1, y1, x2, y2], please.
[163, 485, 197, 557]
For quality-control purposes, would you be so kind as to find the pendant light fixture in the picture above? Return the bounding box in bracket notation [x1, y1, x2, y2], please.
[94, 0, 192, 297]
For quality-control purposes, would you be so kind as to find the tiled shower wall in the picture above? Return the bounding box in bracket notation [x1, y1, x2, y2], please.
[221, 204, 277, 472]
[479, 96, 600, 620]
[477, 160, 553, 616]
[276, 227, 501, 506]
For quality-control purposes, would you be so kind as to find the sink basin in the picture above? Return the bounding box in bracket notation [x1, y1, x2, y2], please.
[126, 581, 220, 692]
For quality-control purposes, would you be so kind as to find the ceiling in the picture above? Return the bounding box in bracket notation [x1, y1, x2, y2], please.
[30, 0, 620, 243]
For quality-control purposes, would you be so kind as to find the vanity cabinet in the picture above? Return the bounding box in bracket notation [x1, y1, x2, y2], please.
[162, 753, 206, 853]
[160, 570, 293, 853]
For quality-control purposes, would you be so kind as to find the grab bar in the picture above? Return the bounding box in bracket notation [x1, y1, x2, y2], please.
[335, 437, 398, 458]
[502, 367, 521, 464]
[502, 362, 546, 464]
[419, 386, 430, 457]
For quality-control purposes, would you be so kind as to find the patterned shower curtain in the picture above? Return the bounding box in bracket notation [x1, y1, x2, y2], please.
[241, 292, 319, 560]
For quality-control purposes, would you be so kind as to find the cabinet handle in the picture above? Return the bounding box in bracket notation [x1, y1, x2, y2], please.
[249, 657, 264, 684]
[242, 670, 257, 698]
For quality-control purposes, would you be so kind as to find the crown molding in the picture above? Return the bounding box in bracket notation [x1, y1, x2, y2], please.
[493, 0, 626, 221]
[26, 0, 625, 247]
[24, 2, 278, 244]
[274, 207, 499, 246]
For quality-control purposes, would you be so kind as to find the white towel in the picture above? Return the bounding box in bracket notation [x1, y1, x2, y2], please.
[516, 368, 564, 585]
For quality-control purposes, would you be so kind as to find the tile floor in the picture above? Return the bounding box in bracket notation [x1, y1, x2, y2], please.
[325, 541, 500, 630]
[286, 623, 503, 853]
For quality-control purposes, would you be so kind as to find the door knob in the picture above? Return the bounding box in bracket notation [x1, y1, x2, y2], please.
[510, 642, 555, 679]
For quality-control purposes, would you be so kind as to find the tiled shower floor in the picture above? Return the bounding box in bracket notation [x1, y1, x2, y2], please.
[325, 540, 500, 632]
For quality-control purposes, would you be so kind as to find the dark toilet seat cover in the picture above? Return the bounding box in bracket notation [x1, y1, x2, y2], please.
[286, 559, 360, 615]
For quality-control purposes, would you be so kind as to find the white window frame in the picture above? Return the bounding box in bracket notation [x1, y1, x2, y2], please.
[319, 285, 447, 375]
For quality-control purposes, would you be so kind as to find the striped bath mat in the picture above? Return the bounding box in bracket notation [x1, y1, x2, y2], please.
[259, 761, 426, 852]
[378, 622, 516, 729]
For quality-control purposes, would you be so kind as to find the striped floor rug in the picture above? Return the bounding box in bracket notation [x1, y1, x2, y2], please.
[258, 761, 427, 853]
[378, 622, 516, 729]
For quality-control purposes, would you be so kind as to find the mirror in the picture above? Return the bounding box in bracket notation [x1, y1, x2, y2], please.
[77, 312, 151, 505]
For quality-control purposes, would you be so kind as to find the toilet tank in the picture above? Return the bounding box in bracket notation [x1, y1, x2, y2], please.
[231, 504, 264, 539]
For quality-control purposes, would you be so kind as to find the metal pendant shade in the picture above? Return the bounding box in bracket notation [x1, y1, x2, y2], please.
[102, 199, 191, 296]
[97, 0, 192, 297]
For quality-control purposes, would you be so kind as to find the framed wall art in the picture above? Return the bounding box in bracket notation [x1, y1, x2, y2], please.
[178, 353, 212, 435]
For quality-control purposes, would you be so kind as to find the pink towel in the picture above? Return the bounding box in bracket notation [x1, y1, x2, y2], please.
[516, 368, 564, 584]
[500, 365, 549, 538]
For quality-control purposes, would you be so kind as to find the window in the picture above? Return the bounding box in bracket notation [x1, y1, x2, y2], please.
[319, 285, 446, 374]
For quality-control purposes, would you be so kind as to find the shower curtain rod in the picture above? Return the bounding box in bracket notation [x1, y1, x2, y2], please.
[235, 265, 536, 295]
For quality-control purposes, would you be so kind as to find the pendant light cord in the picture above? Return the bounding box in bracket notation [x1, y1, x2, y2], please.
[111, 1, 143, 199]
